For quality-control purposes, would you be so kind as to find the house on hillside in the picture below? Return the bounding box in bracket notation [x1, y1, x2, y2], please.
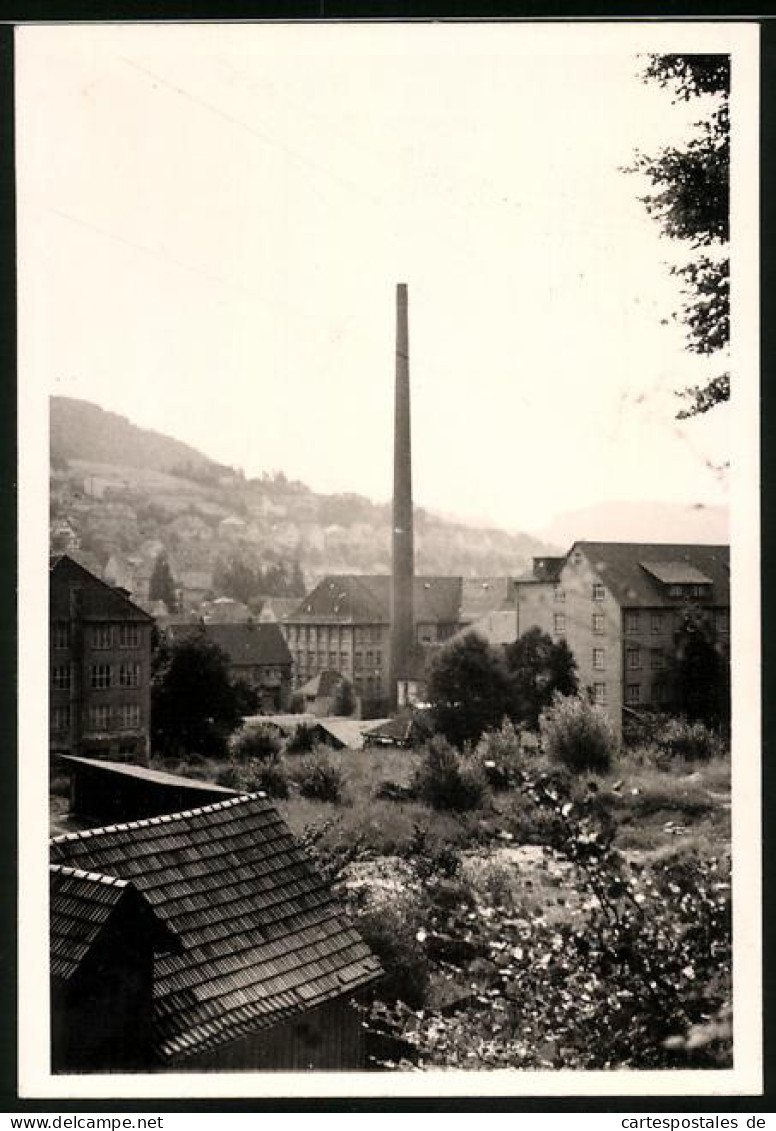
[50, 554, 154, 763]
[50, 794, 382, 1071]
[165, 621, 293, 712]
[514, 541, 730, 734]
[284, 574, 516, 710]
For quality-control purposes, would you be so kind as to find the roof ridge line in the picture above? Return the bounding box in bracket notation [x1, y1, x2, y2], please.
[49, 863, 129, 888]
[49, 792, 265, 846]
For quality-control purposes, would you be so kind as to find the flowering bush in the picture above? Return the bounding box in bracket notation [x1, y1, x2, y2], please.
[472, 719, 525, 790]
[540, 694, 619, 774]
[413, 735, 489, 812]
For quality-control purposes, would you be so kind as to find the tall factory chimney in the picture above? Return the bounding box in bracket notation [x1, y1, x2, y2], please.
[390, 282, 415, 706]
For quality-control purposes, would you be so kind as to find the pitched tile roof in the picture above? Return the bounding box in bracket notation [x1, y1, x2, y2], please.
[165, 622, 292, 667]
[50, 865, 178, 983]
[291, 575, 476, 625]
[573, 542, 730, 608]
[50, 794, 381, 1063]
[50, 554, 153, 623]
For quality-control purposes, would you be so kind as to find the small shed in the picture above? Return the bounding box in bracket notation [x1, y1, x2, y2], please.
[50, 793, 382, 1071]
[58, 754, 237, 824]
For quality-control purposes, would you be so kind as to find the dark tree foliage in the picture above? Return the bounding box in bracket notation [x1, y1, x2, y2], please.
[332, 677, 357, 717]
[149, 550, 178, 613]
[505, 627, 579, 730]
[631, 54, 730, 419]
[670, 613, 730, 727]
[151, 633, 244, 757]
[427, 633, 512, 749]
[213, 555, 306, 603]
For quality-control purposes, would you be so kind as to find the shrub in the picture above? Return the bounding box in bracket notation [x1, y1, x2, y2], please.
[287, 722, 317, 754]
[540, 694, 618, 775]
[296, 752, 345, 803]
[654, 717, 725, 763]
[355, 903, 429, 1008]
[413, 735, 489, 812]
[473, 719, 524, 790]
[231, 724, 282, 763]
[216, 756, 290, 798]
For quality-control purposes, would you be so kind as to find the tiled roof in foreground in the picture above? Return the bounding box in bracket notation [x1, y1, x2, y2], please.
[50, 794, 381, 1063]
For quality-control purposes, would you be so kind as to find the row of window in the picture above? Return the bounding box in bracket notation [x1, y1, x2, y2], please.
[292, 650, 382, 671]
[551, 610, 729, 637]
[51, 663, 142, 691]
[287, 626, 383, 645]
[590, 648, 666, 672]
[51, 703, 142, 732]
[52, 623, 143, 650]
[591, 682, 670, 708]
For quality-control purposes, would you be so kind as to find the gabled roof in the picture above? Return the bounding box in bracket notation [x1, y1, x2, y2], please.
[300, 669, 344, 699]
[50, 864, 178, 983]
[165, 621, 292, 667]
[291, 575, 473, 625]
[50, 795, 381, 1062]
[572, 542, 729, 608]
[50, 554, 153, 623]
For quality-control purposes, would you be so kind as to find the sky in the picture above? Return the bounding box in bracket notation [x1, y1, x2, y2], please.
[16, 22, 752, 535]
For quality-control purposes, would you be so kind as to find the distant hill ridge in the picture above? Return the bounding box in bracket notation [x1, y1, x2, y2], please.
[51, 397, 227, 477]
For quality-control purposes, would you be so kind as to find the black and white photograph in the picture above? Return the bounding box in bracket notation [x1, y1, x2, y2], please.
[15, 19, 760, 1097]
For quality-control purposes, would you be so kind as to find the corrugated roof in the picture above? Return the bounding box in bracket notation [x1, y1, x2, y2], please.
[165, 622, 292, 667]
[574, 542, 730, 608]
[50, 865, 178, 983]
[50, 794, 381, 1062]
[50, 555, 153, 623]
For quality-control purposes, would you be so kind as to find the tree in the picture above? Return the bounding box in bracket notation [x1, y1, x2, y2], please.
[151, 632, 244, 757]
[332, 677, 357, 717]
[149, 550, 178, 613]
[504, 627, 578, 731]
[670, 612, 730, 727]
[426, 632, 512, 749]
[630, 54, 730, 418]
[213, 555, 259, 605]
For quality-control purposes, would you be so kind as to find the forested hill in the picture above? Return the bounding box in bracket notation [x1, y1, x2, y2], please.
[50, 397, 556, 585]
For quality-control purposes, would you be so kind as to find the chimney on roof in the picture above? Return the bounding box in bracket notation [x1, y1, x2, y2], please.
[389, 283, 415, 706]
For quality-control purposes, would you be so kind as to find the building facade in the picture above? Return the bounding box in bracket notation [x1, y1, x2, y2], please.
[515, 541, 730, 733]
[50, 554, 154, 763]
[283, 575, 515, 709]
[165, 620, 293, 712]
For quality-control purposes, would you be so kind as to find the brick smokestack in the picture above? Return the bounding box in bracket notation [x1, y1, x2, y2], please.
[390, 282, 414, 705]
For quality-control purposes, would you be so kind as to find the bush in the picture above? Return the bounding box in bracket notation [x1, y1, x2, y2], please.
[287, 722, 317, 754]
[473, 719, 524, 790]
[654, 717, 725, 763]
[232, 724, 282, 763]
[540, 694, 618, 775]
[295, 752, 345, 803]
[355, 904, 429, 1008]
[216, 756, 290, 798]
[413, 735, 489, 812]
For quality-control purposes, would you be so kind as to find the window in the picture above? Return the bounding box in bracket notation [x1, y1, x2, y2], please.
[119, 662, 140, 688]
[553, 614, 566, 634]
[116, 703, 141, 729]
[651, 612, 663, 634]
[592, 614, 605, 635]
[651, 650, 665, 671]
[52, 664, 71, 691]
[90, 663, 112, 689]
[626, 647, 641, 671]
[592, 583, 606, 601]
[355, 651, 363, 669]
[624, 611, 640, 634]
[51, 705, 70, 732]
[340, 651, 348, 668]
[118, 624, 140, 648]
[92, 625, 113, 649]
[715, 609, 730, 634]
[366, 650, 373, 665]
[593, 682, 606, 706]
[554, 586, 566, 603]
[626, 684, 641, 706]
[668, 584, 683, 598]
[592, 648, 605, 670]
[88, 704, 111, 731]
[52, 622, 70, 649]
[307, 651, 314, 666]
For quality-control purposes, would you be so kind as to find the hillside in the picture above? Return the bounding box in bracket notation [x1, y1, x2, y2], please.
[50, 397, 556, 602]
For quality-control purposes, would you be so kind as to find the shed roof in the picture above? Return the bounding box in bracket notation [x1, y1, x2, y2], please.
[57, 755, 236, 795]
[50, 794, 381, 1062]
